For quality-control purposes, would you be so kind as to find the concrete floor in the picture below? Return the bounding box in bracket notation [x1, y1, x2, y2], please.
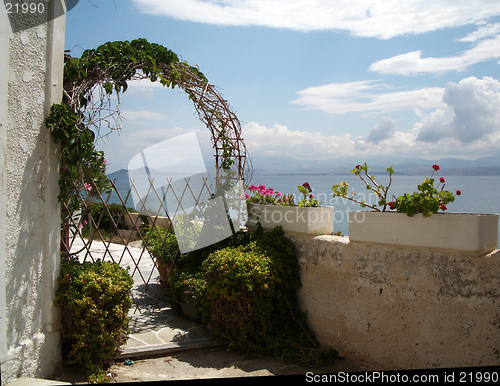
[56, 345, 365, 383]
[53, 239, 366, 383]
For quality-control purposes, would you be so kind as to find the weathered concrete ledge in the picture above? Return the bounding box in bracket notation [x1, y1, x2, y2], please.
[288, 233, 500, 371]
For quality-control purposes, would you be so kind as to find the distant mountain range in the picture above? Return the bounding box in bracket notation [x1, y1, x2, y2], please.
[108, 153, 500, 177]
[108, 166, 212, 179]
[248, 153, 500, 176]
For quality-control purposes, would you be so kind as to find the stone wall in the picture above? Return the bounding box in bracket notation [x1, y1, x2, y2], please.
[291, 234, 500, 370]
[0, 6, 65, 385]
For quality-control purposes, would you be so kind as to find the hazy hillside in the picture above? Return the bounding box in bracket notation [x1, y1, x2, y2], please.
[108, 153, 500, 177]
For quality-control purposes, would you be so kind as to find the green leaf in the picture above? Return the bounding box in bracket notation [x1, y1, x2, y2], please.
[103, 82, 113, 94]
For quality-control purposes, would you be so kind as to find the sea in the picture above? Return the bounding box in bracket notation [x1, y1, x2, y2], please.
[107, 172, 500, 247]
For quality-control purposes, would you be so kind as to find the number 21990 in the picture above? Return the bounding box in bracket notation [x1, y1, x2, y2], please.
[460, 371, 498, 383]
[5, 2, 46, 14]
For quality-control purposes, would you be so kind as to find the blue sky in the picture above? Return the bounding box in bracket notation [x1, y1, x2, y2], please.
[64, 0, 500, 173]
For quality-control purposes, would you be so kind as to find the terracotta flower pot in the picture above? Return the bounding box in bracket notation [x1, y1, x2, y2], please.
[158, 264, 174, 286]
[181, 297, 201, 320]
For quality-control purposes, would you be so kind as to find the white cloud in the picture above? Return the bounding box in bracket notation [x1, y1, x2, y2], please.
[247, 77, 500, 162]
[125, 78, 166, 100]
[242, 119, 500, 165]
[417, 76, 500, 143]
[243, 122, 355, 160]
[103, 77, 500, 171]
[132, 0, 500, 39]
[97, 126, 213, 172]
[366, 117, 395, 143]
[242, 121, 429, 162]
[458, 23, 500, 42]
[292, 81, 444, 115]
[369, 35, 500, 75]
[122, 109, 167, 121]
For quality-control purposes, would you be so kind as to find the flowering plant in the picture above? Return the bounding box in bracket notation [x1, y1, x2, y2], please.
[297, 182, 321, 207]
[246, 184, 284, 205]
[389, 164, 461, 217]
[332, 163, 394, 211]
[332, 163, 460, 217]
[246, 182, 321, 207]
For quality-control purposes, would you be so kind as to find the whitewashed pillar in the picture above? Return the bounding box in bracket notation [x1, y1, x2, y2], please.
[0, 2, 65, 383]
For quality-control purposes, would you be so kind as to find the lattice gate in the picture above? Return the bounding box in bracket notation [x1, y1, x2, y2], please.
[61, 175, 213, 314]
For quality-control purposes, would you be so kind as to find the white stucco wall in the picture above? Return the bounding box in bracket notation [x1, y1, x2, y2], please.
[291, 233, 500, 370]
[0, 4, 65, 385]
[0, 7, 10, 370]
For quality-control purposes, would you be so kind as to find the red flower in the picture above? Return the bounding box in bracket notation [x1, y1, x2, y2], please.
[309, 194, 314, 199]
[388, 201, 396, 210]
[456, 190, 461, 195]
[432, 164, 440, 171]
[302, 182, 312, 192]
[440, 177, 445, 183]
[440, 204, 447, 211]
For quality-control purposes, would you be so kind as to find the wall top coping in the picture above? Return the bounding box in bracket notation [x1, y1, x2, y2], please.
[287, 232, 500, 260]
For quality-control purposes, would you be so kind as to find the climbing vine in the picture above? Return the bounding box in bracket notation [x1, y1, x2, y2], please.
[46, 38, 251, 229]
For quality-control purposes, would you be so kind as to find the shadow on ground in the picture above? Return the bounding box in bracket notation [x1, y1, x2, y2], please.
[107, 346, 365, 383]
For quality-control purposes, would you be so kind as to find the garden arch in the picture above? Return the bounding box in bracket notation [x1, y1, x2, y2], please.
[47, 39, 252, 312]
[48, 38, 251, 208]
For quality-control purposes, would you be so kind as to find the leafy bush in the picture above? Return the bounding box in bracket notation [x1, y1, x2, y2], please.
[168, 230, 250, 306]
[140, 225, 179, 267]
[170, 225, 338, 365]
[81, 202, 133, 236]
[169, 269, 206, 305]
[202, 241, 275, 349]
[56, 256, 133, 375]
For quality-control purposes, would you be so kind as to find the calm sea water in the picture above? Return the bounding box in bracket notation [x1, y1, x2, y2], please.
[108, 172, 500, 246]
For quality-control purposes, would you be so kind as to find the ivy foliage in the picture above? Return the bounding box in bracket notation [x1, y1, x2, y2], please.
[62, 39, 205, 96]
[46, 38, 207, 220]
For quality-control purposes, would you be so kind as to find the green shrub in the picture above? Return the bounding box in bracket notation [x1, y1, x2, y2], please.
[87, 369, 112, 384]
[140, 225, 179, 267]
[169, 269, 206, 305]
[168, 230, 249, 306]
[81, 202, 133, 237]
[56, 256, 133, 375]
[202, 241, 275, 350]
[170, 225, 338, 365]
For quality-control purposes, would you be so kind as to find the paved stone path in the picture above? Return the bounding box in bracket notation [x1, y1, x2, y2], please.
[70, 238, 226, 359]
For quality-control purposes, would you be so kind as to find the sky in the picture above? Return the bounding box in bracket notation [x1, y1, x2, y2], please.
[63, 0, 500, 173]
